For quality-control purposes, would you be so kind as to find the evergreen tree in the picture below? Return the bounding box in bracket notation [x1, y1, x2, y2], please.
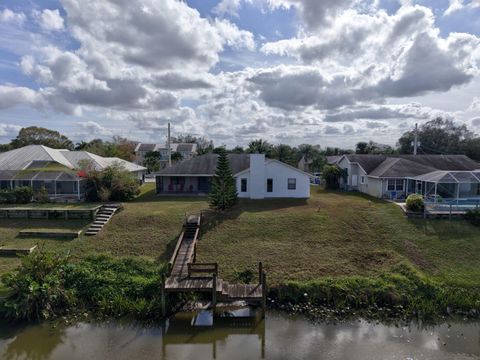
[209, 150, 238, 210]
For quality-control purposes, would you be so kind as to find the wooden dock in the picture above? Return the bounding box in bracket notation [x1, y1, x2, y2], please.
[162, 214, 266, 315]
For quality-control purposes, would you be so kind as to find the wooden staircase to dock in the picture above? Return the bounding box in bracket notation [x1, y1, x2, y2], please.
[84, 204, 121, 236]
[162, 213, 266, 315]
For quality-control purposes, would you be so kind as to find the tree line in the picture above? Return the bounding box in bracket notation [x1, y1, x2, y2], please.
[2, 118, 480, 171]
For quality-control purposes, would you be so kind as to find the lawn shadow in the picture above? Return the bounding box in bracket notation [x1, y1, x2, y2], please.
[0, 219, 90, 231]
[200, 198, 309, 236]
[317, 187, 388, 205]
[408, 218, 477, 240]
[133, 188, 208, 204]
[157, 231, 184, 263]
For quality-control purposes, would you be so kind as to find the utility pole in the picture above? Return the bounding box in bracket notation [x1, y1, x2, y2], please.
[413, 123, 418, 155]
[167, 122, 172, 167]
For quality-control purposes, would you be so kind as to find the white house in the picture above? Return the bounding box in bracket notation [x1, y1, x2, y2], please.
[154, 153, 310, 199]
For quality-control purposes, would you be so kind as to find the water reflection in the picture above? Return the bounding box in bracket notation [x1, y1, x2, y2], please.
[0, 309, 478, 360]
[163, 308, 265, 359]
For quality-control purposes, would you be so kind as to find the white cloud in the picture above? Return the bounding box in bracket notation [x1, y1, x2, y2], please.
[214, 19, 256, 51]
[36, 9, 65, 31]
[213, 0, 244, 17]
[77, 120, 112, 136]
[0, 85, 42, 109]
[444, 0, 480, 16]
[0, 9, 26, 24]
[1, 0, 480, 148]
[0, 123, 22, 137]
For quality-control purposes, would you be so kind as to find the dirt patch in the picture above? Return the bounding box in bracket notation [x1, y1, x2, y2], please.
[353, 250, 398, 272]
[403, 240, 438, 273]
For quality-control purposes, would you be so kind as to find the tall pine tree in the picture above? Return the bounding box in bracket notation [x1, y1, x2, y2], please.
[209, 150, 238, 210]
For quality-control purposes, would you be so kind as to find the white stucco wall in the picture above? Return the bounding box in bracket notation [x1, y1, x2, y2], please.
[236, 155, 310, 199]
[361, 177, 383, 198]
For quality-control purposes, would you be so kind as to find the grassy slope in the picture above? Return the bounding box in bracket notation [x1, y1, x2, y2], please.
[0, 184, 478, 291]
[0, 183, 207, 274]
[197, 188, 480, 287]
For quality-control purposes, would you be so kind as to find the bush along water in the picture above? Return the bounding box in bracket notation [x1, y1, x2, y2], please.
[464, 209, 480, 226]
[269, 264, 480, 322]
[0, 250, 186, 322]
[406, 194, 424, 212]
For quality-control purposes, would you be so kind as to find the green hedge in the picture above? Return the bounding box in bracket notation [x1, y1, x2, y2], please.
[0, 186, 33, 204]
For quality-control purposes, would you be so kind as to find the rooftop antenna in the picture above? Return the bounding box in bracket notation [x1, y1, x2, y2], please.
[167, 122, 172, 167]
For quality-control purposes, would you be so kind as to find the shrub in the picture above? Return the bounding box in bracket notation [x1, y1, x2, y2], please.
[406, 194, 424, 212]
[322, 165, 341, 189]
[0, 252, 182, 321]
[0, 189, 16, 204]
[34, 186, 51, 203]
[234, 268, 255, 284]
[0, 248, 74, 321]
[84, 164, 140, 202]
[13, 186, 33, 204]
[0, 186, 33, 204]
[465, 209, 480, 226]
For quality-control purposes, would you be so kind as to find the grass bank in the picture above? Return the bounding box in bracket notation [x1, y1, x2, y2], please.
[197, 188, 480, 289]
[0, 183, 207, 274]
[0, 184, 479, 320]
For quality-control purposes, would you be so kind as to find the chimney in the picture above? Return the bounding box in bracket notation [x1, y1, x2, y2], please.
[249, 154, 266, 199]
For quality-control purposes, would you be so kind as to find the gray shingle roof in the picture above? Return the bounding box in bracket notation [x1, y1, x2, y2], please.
[345, 155, 388, 173]
[369, 157, 437, 178]
[346, 154, 480, 177]
[154, 153, 250, 176]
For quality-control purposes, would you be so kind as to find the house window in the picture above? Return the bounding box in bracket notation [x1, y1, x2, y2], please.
[395, 179, 404, 191]
[360, 176, 365, 184]
[288, 178, 296, 190]
[241, 178, 247, 192]
[387, 179, 404, 191]
[267, 178, 273, 192]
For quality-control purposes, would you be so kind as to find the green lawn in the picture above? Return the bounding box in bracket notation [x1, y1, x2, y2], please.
[197, 188, 480, 287]
[0, 183, 207, 274]
[0, 184, 479, 291]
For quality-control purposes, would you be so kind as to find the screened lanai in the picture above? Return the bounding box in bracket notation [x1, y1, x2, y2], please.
[0, 169, 87, 200]
[410, 170, 480, 210]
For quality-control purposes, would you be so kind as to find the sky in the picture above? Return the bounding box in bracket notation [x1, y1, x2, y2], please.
[0, 0, 479, 149]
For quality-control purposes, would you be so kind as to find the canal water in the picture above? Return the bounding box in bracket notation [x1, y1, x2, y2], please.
[0, 308, 478, 360]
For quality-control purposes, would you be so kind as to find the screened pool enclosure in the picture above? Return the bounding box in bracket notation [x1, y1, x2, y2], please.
[410, 170, 480, 211]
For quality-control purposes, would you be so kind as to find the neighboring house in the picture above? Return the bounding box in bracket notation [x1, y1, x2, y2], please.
[134, 142, 198, 168]
[297, 155, 312, 173]
[154, 153, 310, 199]
[326, 155, 342, 165]
[336, 154, 480, 200]
[0, 145, 147, 201]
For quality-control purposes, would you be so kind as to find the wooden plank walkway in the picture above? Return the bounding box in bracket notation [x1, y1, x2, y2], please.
[163, 214, 265, 308]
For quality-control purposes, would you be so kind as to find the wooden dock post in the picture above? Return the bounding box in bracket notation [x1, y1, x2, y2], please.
[212, 273, 217, 310]
[261, 271, 266, 319]
[160, 275, 166, 317]
[258, 262, 262, 284]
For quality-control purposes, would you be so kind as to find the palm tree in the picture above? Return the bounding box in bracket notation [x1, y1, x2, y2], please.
[75, 141, 88, 150]
[247, 139, 272, 156]
[272, 144, 295, 166]
[298, 144, 317, 163]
